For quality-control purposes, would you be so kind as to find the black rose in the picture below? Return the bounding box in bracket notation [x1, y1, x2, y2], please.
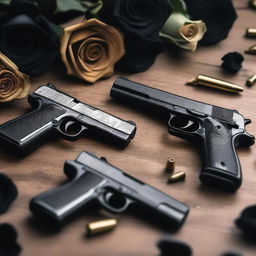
[98, 0, 172, 38]
[221, 52, 244, 73]
[183, 0, 237, 45]
[0, 0, 60, 76]
[116, 35, 163, 73]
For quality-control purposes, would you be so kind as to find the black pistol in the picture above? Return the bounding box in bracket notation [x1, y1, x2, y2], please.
[110, 77, 255, 191]
[30, 152, 189, 229]
[0, 84, 136, 155]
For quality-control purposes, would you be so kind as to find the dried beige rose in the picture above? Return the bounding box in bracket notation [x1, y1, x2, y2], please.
[160, 12, 206, 51]
[0, 52, 30, 103]
[60, 18, 125, 83]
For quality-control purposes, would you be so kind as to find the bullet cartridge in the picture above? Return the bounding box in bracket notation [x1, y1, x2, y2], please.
[246, 28, 256, 37]
[187, 74, 243, 93]
[249, 0, 256, 9]
[245, 45, 256, 55]
[165, 158, 175, 173]
[168, 171, 186, 183]
[87, 219, 117, 236]
[246, 74, 256, 87]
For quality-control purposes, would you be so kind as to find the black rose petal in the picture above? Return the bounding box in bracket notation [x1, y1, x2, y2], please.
[183, 0, 237, 45]
[157, 237, 192, 256]
[0, 173, 18, 214]
[0, 223, 18, 241]
[221, 252, 242, 256]
[116, 35, 163, 73]
[98, 0, 172, 38]
[0, 0, 60, 76]
[235, 205, 256, 236]
[0, 223, 22, 256]
[221, 52, 244, 73]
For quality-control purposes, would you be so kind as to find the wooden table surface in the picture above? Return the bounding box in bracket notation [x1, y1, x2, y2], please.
[1, 1, 256, 255]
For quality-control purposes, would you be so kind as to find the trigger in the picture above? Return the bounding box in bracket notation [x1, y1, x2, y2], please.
[100, 157, 108, 163]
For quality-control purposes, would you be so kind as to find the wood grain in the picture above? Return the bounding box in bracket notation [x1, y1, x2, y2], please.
[0, 1, 256, 255]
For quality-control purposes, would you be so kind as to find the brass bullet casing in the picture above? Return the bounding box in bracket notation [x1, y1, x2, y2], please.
[246, 74, 256, 87]
[165, 158, 175, 173]
[249, 0, 256, 9]
[245, 45, 256, 55]
[187, 74, 243, 93]
[246, 28, 256, 37]
[87, 219, 117, 236]
[168, 171, 186, 183]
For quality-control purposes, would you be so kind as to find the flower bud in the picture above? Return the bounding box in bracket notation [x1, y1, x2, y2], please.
[160, 12, 206, 51]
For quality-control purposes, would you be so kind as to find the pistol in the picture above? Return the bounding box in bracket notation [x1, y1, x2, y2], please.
[30, 152, 189, 229]
[110, 77, 255, 191]
[0, 84, 136, 155]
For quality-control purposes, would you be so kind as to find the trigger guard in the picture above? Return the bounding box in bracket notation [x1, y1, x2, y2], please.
[98, 191, 131, 214]
[168, 114, 201, 134]
[53, 119, 88, 141]
[167, 115, 203, 142]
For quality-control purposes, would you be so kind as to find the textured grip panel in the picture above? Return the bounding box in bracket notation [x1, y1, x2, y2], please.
[0, 104, 65, 154]
[30, 170, 105, 224]
[199, 117, 241, 191]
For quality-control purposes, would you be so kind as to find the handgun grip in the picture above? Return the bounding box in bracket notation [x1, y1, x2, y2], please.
[0, 103, 65, 155]
[29, 169, 105, 225]
[199, 118, 241, 191]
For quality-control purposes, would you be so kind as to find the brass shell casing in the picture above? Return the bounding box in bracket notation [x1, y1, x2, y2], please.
[87, 219, 117, 236]
[187, 75, 243, 93]
[245, 45, 256, 55]
[246, 74, 256, 87]
[168, 171, 186, 183]
[249, 0, 256, 9]
[246, 28, 256, 37]
[165, 158, 175, 173]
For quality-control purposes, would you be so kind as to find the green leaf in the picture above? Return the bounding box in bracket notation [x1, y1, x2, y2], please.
[171, 0, 189, 16]
[85, 0, 103, 18]
[82, 0, 101, 8]
[49, 21, 64, 37]
[54, 0, 87, 14]
[0, 0, 10, 5]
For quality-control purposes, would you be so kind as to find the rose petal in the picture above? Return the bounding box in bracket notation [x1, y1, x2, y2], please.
[235, 205, 256, 237]
[221, 52, 244, 73]
[0, 173, 18, 214]
[0, 223, 22, 255]
[157, 237, 192, 256]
